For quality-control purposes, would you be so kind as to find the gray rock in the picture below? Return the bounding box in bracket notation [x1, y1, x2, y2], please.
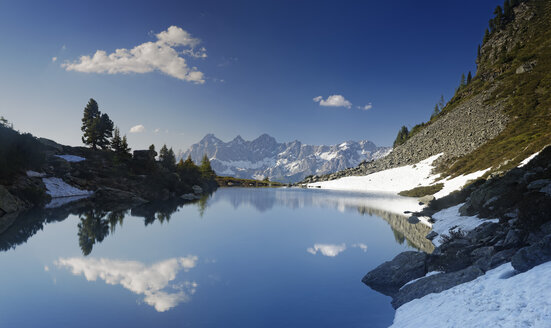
[407, 216, 420, 224]
[511, 235, 551, 272]
[502, 229, 522, 248]
[471, 246, 495, 259]
[490, 248, 517, 268]
[181, 193, 200, 200]
[0, 185, 26, 215]
[362, 251, 427, 296]
[192, 185, 203, 194]
[392, 265, 484, 308]
[426, 231, 438, 241]
[527, 179, 551, 190]
[539, 184, 551, 196]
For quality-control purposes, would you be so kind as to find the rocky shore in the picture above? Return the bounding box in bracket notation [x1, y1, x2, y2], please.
[362, 145, 551, 310]
[0, 139, 218, 235]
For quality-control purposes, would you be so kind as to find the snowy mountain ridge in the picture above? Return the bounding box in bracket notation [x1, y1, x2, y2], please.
[180, 134, 391, 182]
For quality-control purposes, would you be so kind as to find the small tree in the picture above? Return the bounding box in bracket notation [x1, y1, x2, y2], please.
[159, 144, 176, 170]
[460, 73, 466, 88]
[438, 94, 445, 111]
[111, 127, 122, 151]
[431, 104, 440, 119]
[149, 144, 155, 152]
[467, 71, 472, 84]
[200, 154, 216, 179]
[393, 126, 409, 148]
[483, 28, 490, 43]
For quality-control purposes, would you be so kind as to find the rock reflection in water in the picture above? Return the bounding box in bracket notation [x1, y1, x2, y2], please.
[209, 188, 434, 253]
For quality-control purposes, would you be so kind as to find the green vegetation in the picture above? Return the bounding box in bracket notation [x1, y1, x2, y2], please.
[393, 126, 409, 147]
[398, 183, 444, 197]
[216, 176, 285, 187]
[0, 116, 46, 182]
[443, 0, 551, 176]
[81, 98, 114, 150]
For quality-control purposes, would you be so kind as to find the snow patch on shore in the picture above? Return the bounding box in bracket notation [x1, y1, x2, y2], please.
[55, 154, 86, 162]
[42, 177, 92, 198]
[431, 204, 499, 247]
[391, 261, 551, 328]
[307, 153, 488, 200]
[518, 152, 540, 168]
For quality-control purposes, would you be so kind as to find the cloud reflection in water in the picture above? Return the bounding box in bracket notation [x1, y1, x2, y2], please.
[55, 256, 198, 312]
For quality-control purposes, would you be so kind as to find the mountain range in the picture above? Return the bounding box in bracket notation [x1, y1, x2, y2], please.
[179, 134, 391, 182]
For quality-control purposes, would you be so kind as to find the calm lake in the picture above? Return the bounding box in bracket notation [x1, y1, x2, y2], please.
[0, 188, 432, 328]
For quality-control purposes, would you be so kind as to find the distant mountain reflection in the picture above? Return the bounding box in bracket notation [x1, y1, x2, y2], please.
[0, 188, 434, 255]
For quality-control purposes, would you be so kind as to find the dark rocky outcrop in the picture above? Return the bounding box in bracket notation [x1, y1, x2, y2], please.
[511, 235, 551, 273]
[391, 266, 484, 309]
[361, 252, 427, 296]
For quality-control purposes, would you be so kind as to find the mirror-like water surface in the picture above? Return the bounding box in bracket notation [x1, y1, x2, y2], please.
[0, 188, 428, 328]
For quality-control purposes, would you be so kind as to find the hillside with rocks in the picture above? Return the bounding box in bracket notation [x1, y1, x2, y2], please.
[302, 1, 550, 185]
[180, 133, 391, 183]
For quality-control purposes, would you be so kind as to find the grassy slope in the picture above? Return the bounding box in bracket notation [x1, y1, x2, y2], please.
[441, 1, 551, 177]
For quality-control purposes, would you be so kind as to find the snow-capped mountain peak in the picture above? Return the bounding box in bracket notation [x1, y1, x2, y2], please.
[180, 134, 391, 183]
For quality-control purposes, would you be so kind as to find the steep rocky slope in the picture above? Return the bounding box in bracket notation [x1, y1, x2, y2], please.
[303, 1, 551, 184]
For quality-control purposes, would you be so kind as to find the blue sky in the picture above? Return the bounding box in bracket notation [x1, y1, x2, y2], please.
[0, 0, 502, 151]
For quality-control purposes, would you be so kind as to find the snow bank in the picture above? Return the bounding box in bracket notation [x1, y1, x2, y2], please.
[55, 154, 86, 162]
[308, 154, 442, 193]
[26, 170, 46, 178]
[391, 261, 551, 328]
[431, 204, 499, 247]
[518, 152, 540, 168]
[307, 153, 488, 200]
[42, 177, 92, 198]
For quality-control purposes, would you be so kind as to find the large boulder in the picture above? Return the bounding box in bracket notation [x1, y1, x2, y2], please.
[392, 265, 484, 308]
[362, 251, 427, 296]
[0, 185, 25, 215]
[511, 234, 551, 272]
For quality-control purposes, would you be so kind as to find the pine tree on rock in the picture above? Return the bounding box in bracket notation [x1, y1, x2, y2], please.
[393, 126, 409, 148]
[200, 154, 216, 179]
[111, 127, 122, 152]
[467, 71, 472, 84]
[81, 98, 114, 150]
[81, 99, 101, 149]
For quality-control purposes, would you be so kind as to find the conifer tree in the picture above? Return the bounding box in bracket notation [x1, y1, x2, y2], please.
[149, 144, 155, 152]
[120, 135, 131, 156]
[467, 71, 472, 84]
[111, 127, 122, 152]
[483, 28, 490, 43]
[81, 98, 113, 150]
[393, 126, 409, 148]
[159, 144, 176, 170]
[200, 154, 216, 179]
[460, 73, 466, 87]
[431, 104, 440, 119]
[439, 94, 445, 110]
[81, 99, 101, 149]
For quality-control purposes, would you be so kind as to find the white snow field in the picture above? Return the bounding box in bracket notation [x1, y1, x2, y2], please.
[54, 154, 86, 162]
[42, 177, 92, 198]
[391, 261, 551, 328]
[431, 204, 499, 247]
[306, 153, 488, 199]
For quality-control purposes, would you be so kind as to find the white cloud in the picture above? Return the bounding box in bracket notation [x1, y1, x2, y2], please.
[358, 103, 373, 111]
[154, 128, 160, 134]
[307, 243, 346, 257]
[62, 26, 206, 83]
[130, 124, 145, 133]
[351, 243, 368, 252]
[313, 95, 352, 109]
[52, 57, 57, 62]
[55, 256, 198, 312]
